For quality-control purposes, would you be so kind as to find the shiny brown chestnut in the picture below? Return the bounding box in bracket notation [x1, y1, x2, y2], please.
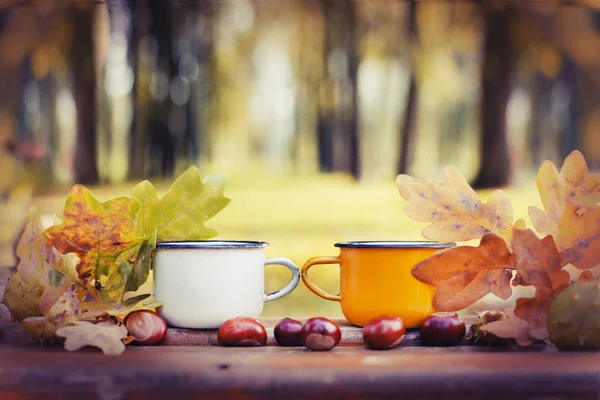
[362, 315, 405, 350]
[420, 312, 466, 346]
[124, 310, 168, 345]
[300, 317, 341, 351]
[217, 316, 267, 347]
[274, 317, 304, 346]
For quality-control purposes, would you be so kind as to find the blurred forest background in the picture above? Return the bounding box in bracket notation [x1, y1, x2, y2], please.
[0, 0, 599, 317]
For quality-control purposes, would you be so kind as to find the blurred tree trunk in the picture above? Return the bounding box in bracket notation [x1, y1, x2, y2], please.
[318, 0, 360, 179]
[398, 0, 418, 175]
[129, 2, 151, 179]
[71, 4, 99, 184]
[472, 4, 513, 189]
[148, 0, 175, 177]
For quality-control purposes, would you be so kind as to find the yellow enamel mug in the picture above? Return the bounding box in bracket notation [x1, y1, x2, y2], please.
[301, 241, 455, 328]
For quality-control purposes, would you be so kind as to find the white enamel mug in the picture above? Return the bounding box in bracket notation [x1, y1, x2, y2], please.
[153, 240, 300, 329]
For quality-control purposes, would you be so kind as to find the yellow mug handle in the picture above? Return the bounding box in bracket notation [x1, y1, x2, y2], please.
[301, 256, 341, 302]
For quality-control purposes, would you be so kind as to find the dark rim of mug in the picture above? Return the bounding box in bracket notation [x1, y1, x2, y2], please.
[155, 240, 269, 249]
[334, 241, 456, 249]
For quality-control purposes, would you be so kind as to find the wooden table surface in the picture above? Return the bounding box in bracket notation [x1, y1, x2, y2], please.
[2, 271, 600, 400]
[3, 322, 600, 400]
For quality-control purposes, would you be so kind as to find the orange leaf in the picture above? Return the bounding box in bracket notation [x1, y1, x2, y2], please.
[396, 167, 514, 243]
[45, 185, 141, 286]
[578, 271, 595, 282]
[514, 288, 558, 342]
[511, 229, 570, 291]
[529, 150, 600, 239]
[558, 203, 600, 270]
[479, 307, 535, 346]
[412, 233, 514, 311]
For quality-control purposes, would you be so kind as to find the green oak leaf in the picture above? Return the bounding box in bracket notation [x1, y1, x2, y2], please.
[130, 166, 230, 241]
[124, 230, 156, 293]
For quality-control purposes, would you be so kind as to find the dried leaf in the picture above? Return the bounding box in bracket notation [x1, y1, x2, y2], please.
[529, 150, 600, 239]
[2, 207, 80, 320]
[45, 185, 141, 286]
[56, 321, 128, 355]
[2, 273, 43, 321]
[514, 288, 557, 342]
[479, 307, 534, 346]
[412, 233, 514, 311]
[558, 203, 600, 270]
[396, 167, 514, 243]
[22, 290, 80, 341]
[578, 271, 595, 281]
[81, 295, 158, 323]
[130, 167, 230, 241]
[511, 229, 570, 291]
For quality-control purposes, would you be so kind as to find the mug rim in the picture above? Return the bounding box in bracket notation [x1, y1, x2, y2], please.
[334, 241, 455, 249]
[155, 240, 269, 249]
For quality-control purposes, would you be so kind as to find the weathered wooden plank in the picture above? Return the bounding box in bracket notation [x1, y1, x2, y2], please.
[0, 346, 598, 399]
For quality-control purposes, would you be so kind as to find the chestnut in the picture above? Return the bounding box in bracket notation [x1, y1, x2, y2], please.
[274, 317, 303, 346]
[124, 310, 168, 345]
[420, 312, 466, 346]
[300, 317, 341, 351]
[362, 315, 405, 350]
[217, 316, 267, 347]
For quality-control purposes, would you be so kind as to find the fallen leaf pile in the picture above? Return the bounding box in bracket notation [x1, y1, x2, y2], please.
[1, 166, 230, 354]
[397, 150, 600, 346]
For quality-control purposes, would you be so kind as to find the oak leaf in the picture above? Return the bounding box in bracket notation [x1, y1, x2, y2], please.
[558, 203, 600, 270]
[56, 320, 128, 355]
[529, 150, 600, 239]
[578, 271, 595, 281]
[513, 288, 556, 343]
[478, 307, 533, 346]
[22, 290, 80, 342]
[130, 167, 230, 241]
[396, 167, 514, 243]
[2, 207, 80, 320]
[511, 229, 570, 291]
[412, 233, 514, 311]
[45, 185, 141, 286]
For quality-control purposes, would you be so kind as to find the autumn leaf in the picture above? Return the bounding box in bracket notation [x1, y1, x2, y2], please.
[511, 229, 570, 291]
[578, 271, 595, 281]
[529, 150, 600, 239]
[558, 203, 600, 270]
[2, 273, 44, 321]
[478, 307, 535, 346]
[513, 288, 556, 343]
[396, 166, 514, 243]
[81, 296, 159, 323]
[56, 320, 128, 355]
[480, 289, 558, 346]
[124, 230, 156, 294]
[45, 185, 141, 286]
[130, 167, 230, 241]
[2, 207, 80, 320]
[412, 233, 514, 311]
[21, 289, 80, 342]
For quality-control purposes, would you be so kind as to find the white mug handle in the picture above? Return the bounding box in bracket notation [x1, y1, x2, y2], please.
[264, 257, 300, 302]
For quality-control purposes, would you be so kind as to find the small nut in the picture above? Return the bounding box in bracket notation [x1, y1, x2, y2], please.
[420, 312, 466, 346]
[217, 317, 267, 347]
[300, 317, 341, 351]
[124, 310, 168, 345]
[362, 315, 405, 350]
[274, 317, 303, 347]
